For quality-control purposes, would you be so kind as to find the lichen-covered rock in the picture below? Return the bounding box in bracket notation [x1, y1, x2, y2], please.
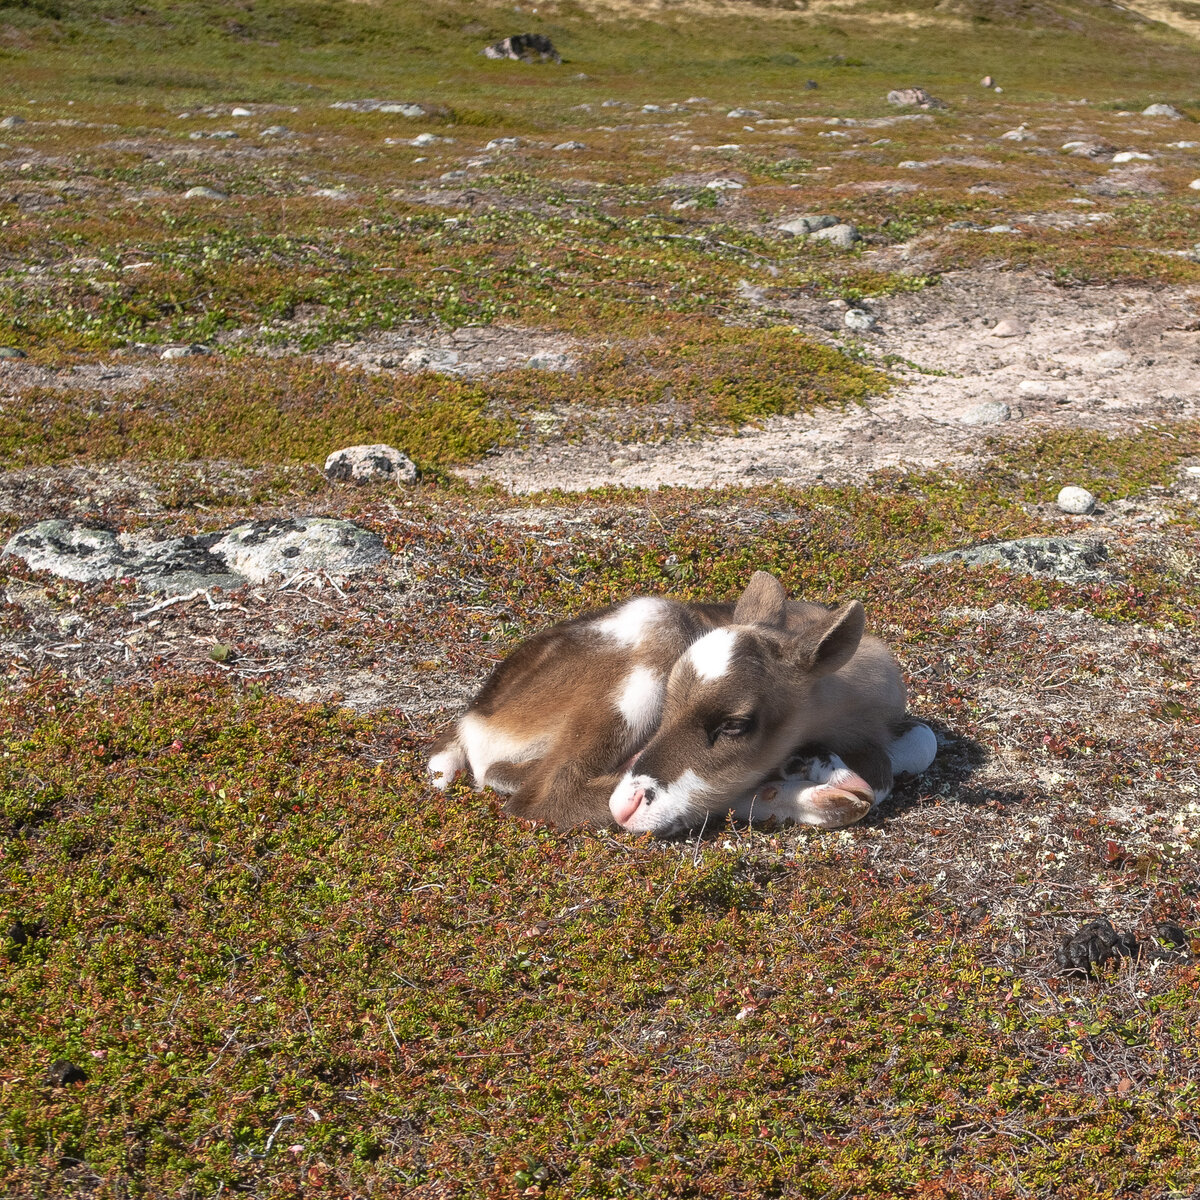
[3, 518, 388, 594]
[208, 518, 387, 583]
[808, 223, 860, 249]
[886, 87, 947, 109]
[777, 214, 839, 236]
[915, 537, 1109, 583]
[324, 443, 419, 485]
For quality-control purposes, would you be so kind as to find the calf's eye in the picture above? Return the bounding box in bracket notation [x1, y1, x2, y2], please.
[712, 716, 754, 742]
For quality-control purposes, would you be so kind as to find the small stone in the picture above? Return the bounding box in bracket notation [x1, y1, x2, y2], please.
[1112, 151, 1153, 163]
[960, 401, 1011, 425]
[0, 346, 26, 359]
[230, 106, 252, 117]
[0, 115, 26, 129]
[1017, 379, 1049, 397]
[1056, 485, 1096, 515]
[554, 140, 586, 150]
[670, 198, 698, 210]
[1000, 125, 1034, 141]
[311, 187, 354, 199]
[808, 222, 860, 249]
[726, 108, 763, 119]
[161, 344, 209, 360]
[486, 137, 522, 151]
[1142, 104, 1185, 119]
[184, 186, 227, 199]
[378, 102, 428, 117]
[843, 308, 877, 332]
[403, 347, 461, 373]
[989, 319, 1023, 338]
[886, 87, 946, 110]
[1167, 141, 1200, 148]
[981, 75, 995, 88]
[210, 130, 238, 140]
[704, 177, 743, 190]
[1189, 179, 1200, 191]
[260, 125, 291, 137]
[45, 1060, 87, 1088]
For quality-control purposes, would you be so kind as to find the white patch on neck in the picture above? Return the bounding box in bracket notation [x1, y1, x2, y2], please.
[687, 627, 737, 681]
[616, 666, 664, 739]
[594, 597, 669, 647]
[611, 768, 710, 836]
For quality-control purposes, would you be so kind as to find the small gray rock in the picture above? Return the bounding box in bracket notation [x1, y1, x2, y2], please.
[843, 308, 877, 332]
[230, 106, 253, 117]
[959, 401, 1011, 425]
[525, 352, 573, 371]
[1142, 104, 1185, 119]
[778, 214, 838, 236]
[1056, 485, 1097, 515]
[915, 537, 1108, 583]
[0, 346, 26, 359]
[989, 318, 1023, 337]
[808, 223, 860, 249]
[3, 522, 134, 584]
[260, 125, 291, 138]
[403, 347, 462, 373]
[554, 140, 586, 151]
[161, 344, 210, 360]
[324, 444, 418, 486]
[0, 115, 26, 129]
[727, 108, 764, 119]
[184, 186, 227, 200]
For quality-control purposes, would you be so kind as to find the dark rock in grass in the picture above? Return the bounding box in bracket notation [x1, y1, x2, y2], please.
[324, 443, 419, 486]
[886, 87, 947, 110]
[482, 33, 561, 63]
[1145, 921, 1192, 960]
[914, 536, 1109, 584]
[3, 518, 388, 595]
[45, 1059, 87, 1087]
[1055, 918, 1139, 976]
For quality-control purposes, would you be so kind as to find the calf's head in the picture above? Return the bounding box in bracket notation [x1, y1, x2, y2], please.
[609, 571, 865, 836]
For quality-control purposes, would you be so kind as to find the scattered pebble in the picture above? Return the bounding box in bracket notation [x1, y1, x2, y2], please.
[1141, 103, 1185, 119]
[981, 75, 995, 88]
[183, 186, 227, 200]
[726, 108, 763, 118]
[989, 318, 1024, 337]
[960, 401, 1011, 425]
[1112, 151, 1153, 163]
[808, 223, 859, 249]
[161, 344, 210, 360]
[778, 214, 839, 236]
[1056, 485, 1097, 515]
[324, 443, 419, 486]
[1000, 125, 1035, 141]
[259, 125, 291, 137]
[486, 137, 523, 151]
[554, 141, 586, 150]
[843, 308, 877, 332]
[1190, 179, 1200, 191]
[0, 346, 26, 359]
[230, 106, 252, 117]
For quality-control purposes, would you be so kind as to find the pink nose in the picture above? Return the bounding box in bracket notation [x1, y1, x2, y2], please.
[611, 784, 646, 826]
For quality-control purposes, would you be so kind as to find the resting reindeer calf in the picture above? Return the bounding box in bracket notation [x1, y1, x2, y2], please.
[428, 571, 937, 836]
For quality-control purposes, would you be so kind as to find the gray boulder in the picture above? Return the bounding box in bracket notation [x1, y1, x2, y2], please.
[1142, 104, 1185, 119]
[777, 214, 839, 236]
[324, 444, 418, 485]
[809, 223, 860, 249]
[207, 519, 387, 583]
[483, 33, 561, 63]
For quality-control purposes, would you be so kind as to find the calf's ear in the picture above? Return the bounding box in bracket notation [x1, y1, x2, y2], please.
[804, 600, 865, 674]
[733, 571, 788, 629]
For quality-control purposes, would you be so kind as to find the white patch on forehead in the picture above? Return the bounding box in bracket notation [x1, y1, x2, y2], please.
[687, 627, 738, 681]
[616, 666, 664, 739]
[594, 597, 670, 647]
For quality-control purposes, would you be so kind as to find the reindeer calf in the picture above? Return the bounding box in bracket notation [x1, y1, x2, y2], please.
[428, 571, 936, 836]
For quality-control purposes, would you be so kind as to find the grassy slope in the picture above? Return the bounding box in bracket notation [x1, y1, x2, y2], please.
[1, 2, 1200, 1197]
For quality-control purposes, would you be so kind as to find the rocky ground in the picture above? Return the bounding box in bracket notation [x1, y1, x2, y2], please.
[1, 1, 1199, 1197]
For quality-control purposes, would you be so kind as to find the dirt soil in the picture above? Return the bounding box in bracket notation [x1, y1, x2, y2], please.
[460, 268, 1200, 492]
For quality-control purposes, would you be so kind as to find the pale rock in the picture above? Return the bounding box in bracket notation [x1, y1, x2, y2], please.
[960, 401, 1011, 425]
[231, 107, 252, 117]
[323, 444, 418, 485]
[1056, 486, 1097, 515]
[727, 108, 763, 118]
[0, 115, 26, 129]
[1142, 104, 1185, 119]
[554, 141, 586, 150]
[704, 177, 743, 189]
[808, 223, 860, 249]
[843, 308, 877, 332]
[184, 186, 227, 199]
[1112, 151, 1153, 163]
[989, 319, 1023, 337]
[161, 344, 210, 359]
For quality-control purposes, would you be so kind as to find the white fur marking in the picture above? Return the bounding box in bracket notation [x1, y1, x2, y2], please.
[616, 667, 664, 738]
[458, 712, 546, 785]
[612, 768, 709, 835]
[427, 745, 465, 791]
[888, 723, 938, 777]
[595, 597, 670, 647]
[687, 627, 737, 681]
